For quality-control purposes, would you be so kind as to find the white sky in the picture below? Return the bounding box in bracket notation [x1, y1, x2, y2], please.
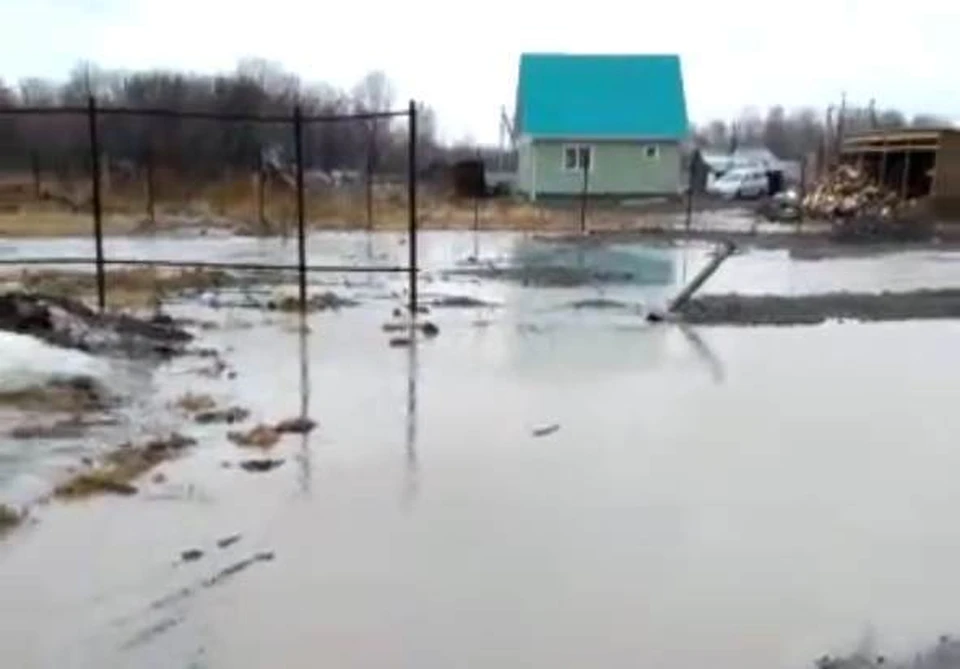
[4, 0, 959, 143]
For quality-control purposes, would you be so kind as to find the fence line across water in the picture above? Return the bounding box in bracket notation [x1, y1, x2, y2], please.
[0, 97, 422, 316]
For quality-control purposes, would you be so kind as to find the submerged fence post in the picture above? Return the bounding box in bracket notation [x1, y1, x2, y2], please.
[87, 95, 106, 312]
[407, 100, 418, 316]
[256, 148, 266, 231]
[145, 146, 156, 226]
[293, 105, 307, 318]
[579, 156, 589, 234]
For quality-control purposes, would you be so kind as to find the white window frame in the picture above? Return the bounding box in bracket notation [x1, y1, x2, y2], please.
[562, 144, 594, 172]
[642, 144, 660, 160]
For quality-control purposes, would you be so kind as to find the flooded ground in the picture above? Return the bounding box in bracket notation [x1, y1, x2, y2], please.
[2, 231, 960, 669]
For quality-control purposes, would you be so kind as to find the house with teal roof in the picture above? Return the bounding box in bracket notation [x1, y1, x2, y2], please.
[513, 53, 690, 199]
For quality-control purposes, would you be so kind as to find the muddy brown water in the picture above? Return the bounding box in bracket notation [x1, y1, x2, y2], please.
[2, 231, 960, 668]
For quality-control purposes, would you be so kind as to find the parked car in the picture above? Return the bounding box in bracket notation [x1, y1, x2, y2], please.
[706, 168, 769, 199]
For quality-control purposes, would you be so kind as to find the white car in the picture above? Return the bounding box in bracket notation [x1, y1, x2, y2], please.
[707, 168, 769, 199]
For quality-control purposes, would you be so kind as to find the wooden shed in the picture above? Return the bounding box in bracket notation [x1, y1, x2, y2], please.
[841, 128, 960, 219]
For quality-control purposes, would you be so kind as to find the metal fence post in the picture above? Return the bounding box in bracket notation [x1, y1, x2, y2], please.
[87, 95, 106, 312]
[293, 105, 307, 318]
[145, 145, 156, 225]
[30, 151, 41, 200]
[579, 157, 589, 234]
[407, 100, 418, 316]
[685, 151, 696, 231]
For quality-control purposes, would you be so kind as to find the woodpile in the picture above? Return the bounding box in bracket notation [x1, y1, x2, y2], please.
[803, 165, 903, 220]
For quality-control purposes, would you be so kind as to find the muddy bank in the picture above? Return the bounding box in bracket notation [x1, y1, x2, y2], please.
[678, 288, 960, 325]
[0, 292, 192, 356]
[546, 226, 960, 259]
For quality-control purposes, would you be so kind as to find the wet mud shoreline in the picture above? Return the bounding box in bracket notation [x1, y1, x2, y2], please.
[545, 226, 960, 259]
[678, 288, 960, 325]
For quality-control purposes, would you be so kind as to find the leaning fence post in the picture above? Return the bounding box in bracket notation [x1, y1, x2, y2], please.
[407, 100, 418, 316]
[293, 105, 307, 319]
[87, 95, 106, 312]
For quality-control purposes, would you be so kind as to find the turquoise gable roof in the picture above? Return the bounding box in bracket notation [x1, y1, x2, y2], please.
[515, 53, 689, 139]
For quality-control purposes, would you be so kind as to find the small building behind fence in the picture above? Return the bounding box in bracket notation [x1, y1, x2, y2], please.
[841, 128, 960, 219]
[512, 53, 689, 201]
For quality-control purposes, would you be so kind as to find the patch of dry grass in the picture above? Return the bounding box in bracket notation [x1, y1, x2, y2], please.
[2, 266, 234, 309]
[54, 433, 196, 500]
[0, 379, 110, 413]
[174, 392, 217, 413]
[227, 424, 281, 449]
[0, 172, 618, 236]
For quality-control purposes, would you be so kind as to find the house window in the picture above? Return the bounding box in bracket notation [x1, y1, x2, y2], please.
[563, 145, 593, 171]
[642, 145, 660, 160]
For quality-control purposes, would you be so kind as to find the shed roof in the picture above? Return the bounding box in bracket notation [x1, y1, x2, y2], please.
[514, 53, 689, 140]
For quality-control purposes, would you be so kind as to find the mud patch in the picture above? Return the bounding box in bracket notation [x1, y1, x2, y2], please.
[678, 289, 960, 325]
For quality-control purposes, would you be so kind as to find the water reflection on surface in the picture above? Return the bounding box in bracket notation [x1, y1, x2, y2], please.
[1, 232, 960, 669]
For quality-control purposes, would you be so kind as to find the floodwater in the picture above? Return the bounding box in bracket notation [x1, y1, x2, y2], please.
[2, 231, 960, 669]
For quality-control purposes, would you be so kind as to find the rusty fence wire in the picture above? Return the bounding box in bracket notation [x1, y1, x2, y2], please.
[0, 98, 421, 315]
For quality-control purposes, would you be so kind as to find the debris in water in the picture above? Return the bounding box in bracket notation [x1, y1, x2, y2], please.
[0, 504, 24, 535]
[569, 298, 631, 310]
[181, 549, 204, 562]
[274, 417, 316, 434]
[430, 295, 496, 308]
[216, 534, 241, 549]
[8, 417, 90, 439]
[120, 614, 184, 651]
[195, 406, 250, 425]
[228, 425, 280, 449]
[175, 392, 216, 413]
[267, 291, 359, 312]
[421, 321, 440, 337]
[532, 423, 560, 438]
[238, 458, 284, 473]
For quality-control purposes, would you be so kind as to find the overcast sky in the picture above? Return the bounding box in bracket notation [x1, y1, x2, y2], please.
[4, 0, 958, 143]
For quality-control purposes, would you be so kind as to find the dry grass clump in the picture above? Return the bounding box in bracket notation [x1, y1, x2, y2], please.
[0, 377, 110, 413]
[53, 433, 196, 499]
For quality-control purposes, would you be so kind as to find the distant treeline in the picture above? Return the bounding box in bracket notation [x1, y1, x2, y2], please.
[0, 60, 440, 177]
[694, 104, 952, 160]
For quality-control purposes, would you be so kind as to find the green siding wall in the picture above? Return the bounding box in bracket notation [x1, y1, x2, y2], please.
[517, 139, 681, 198]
